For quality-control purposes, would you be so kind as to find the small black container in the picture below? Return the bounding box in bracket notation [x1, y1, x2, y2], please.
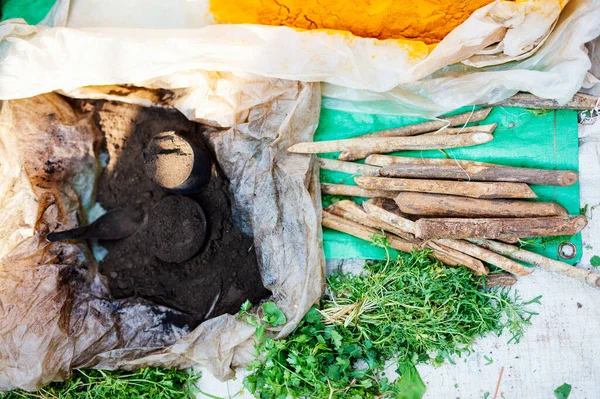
[147, 195, 207, 263]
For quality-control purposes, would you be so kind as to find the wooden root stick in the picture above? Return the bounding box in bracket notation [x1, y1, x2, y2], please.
[380, 163, 579, 187]
[423, 240, 489, 276]
[395, 192, 567, 218]
[416, 216, 588, 240]
[325, 200, 415, 241]
[493, 92, 599, 111]
[366, 154, 497, 168]
[322, 184, 398, 199]
[322, 210, 417, 253]
[419, 123, 497, 136]
[288, 133, 493, 158]
[323, 202, 462, 268]
[436, 239, 532, 276]
[362, 200, 488, 275]
[485, 273, 518, 287]
[356, 176, 536, 199]
[468, 239, 600, 288]
[364, 108, 493, 138]
[323, 205, 484, 272]
[319, 158, 381, 176]
[338, 108, 493, 160]
[362, 200, 417, 235]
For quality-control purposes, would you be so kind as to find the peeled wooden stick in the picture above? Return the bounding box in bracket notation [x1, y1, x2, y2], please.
[319, 158, 381, 176]
[365, 154, 497, 168]
[426, 240, 489, 275]
[380, 163, 579, 187]
[355, 176, 536, 199]
[362, 200, 488, 275]
[338, 133, 493, 161]
[362, 199, 417, 234]
[436, 239, 533, 276]
[338, 108, 493, 160]
[325, 200, 415, 240]
[322, 183, 398, 199]
[416, 216, 588, 240]
[322, 211, 417, 253]
[419, 123, 497, 136]
[429, 241, 489, 275]
[468, 238, 600, 288]
[288, 133, 493, 158]
[365, 108, 493, 138]
[365, 108, 492, 137]
[395, 192, 567, 218]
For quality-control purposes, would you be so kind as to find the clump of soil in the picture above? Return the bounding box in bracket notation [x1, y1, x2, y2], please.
[82, 100, 270, 328]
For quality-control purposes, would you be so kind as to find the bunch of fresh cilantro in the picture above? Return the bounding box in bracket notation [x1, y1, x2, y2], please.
[239, 247, 541, 399]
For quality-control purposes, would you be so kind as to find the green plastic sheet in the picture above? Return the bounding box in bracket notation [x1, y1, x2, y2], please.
[1, 0, 55, 24]
[317, 105, 582, 265]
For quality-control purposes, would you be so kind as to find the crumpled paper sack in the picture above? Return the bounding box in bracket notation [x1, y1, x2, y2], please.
[0, 77, 325, 391]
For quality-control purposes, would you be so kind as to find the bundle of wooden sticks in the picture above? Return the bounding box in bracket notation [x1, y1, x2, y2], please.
[289, 108, 600, 288]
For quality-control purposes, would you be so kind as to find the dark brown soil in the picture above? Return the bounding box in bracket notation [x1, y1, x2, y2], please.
[80, 99, 270, 328]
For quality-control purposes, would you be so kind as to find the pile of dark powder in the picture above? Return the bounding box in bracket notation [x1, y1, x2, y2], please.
[78, 99, 270, 329]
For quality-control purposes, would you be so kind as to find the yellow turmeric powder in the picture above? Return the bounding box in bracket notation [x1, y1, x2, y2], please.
[209, 0, 498, 43]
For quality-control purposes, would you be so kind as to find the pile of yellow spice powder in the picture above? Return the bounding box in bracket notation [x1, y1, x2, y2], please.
[209, 0, 497, 43]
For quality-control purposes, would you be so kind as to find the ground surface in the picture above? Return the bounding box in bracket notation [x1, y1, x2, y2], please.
[195, 120, 600, 398]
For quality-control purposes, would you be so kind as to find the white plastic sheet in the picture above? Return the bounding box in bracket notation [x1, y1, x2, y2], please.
[0, 0, 598, 117]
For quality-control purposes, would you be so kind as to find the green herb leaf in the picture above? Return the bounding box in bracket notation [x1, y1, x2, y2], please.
[371, 233, 390, 248]
[254, 324, 267, 342]
[554, 383, 572, 399]
[330, 330, 343, 350]
[591, 256, 600, 267]
[243, 315, 260, 328]
[240, 299, 252, 313]
[484, 355, 493, 365]
[262, 302, 286, 326]
[394, 362, 426, 399]
[304, 306, 322, 323]
[483, 392, 490, 399]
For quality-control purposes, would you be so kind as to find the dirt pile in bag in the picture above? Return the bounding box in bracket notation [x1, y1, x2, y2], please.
[76, 99, 270, 328]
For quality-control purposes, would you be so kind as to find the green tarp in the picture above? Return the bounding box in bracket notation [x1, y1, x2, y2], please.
[0, 0, 55, 24]
[317, 105, 582, 265]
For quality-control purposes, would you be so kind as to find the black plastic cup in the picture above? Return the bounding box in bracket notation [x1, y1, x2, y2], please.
[147, 195, 207, 263]
[143, 131, 211, 194]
